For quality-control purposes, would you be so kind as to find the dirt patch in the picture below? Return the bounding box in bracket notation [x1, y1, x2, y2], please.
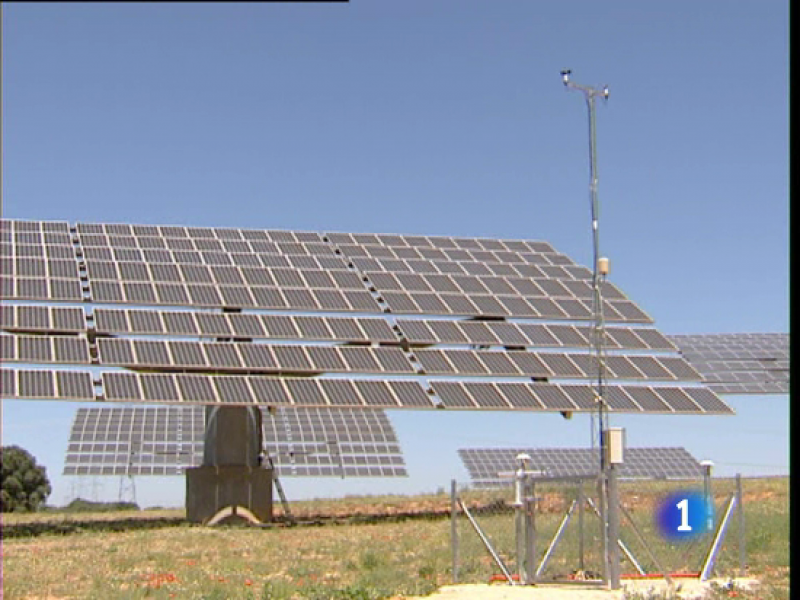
[403, 578, 761, 599]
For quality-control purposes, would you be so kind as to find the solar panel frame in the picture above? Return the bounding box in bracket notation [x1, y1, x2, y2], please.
[431, 381, 478, 408]
[202, 343, 243, 370]
[54, 371, 95, 400]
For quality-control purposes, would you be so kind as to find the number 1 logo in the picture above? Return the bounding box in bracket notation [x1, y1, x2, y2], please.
[676, 498, 692, 531]
[656, 491, 710, 540]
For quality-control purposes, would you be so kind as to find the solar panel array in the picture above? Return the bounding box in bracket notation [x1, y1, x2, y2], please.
[64, 405, 406, 478]
[0, 218, 733, 415]
[668, 333, 789, 395]
[459, 446, 703, 487]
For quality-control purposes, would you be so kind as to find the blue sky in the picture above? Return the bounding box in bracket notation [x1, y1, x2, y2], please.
[1, 1, 788, 508]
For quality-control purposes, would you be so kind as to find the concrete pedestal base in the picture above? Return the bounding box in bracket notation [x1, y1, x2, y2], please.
[186, 465, 273, 524]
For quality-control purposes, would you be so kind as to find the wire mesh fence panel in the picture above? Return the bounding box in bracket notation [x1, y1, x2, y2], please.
[454, 485, 517, 582]
[615, 477, 709, 576]
[701, 476, 748, 579]
[451, 481, 607, 583]
[450, 475, 755, 585]
[533, 480, 605, 582]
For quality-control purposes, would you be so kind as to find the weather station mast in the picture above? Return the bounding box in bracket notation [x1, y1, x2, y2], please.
[560, 69, 620, 589]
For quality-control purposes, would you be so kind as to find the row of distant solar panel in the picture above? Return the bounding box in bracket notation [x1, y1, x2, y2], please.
[99, 373, 435, 407]
[1, 277, 85, 301]
[1, 219, 564, 260]
[0, 331, 691, 380]
[327, 231, 556, 253]
[0, 331, 696, 380]
[0, 257, 81, 278]
[413, 349, 698, 380]
[0, 242, 77, 259]
[349, 256, 590, 279]
[458, 447, 703, 485]
[97, 338, 416, 374]
[4, 240, 585, 279]
[86, 281, 382, 312]
[429, 381, 729, 413]
[1, 369, 95, 400]
[396, 318, 674, 350]
[64, 463, 408, 477]
[1, 334, 91, 364]
[668, 333, 790, 395]
[73, 222, 324, 241]
[705, 381, 789, 395]
[93, 308, 398, 342]
[79, 246, 351, 270]
[0, 219, 70, 232]
[698, 365, 789, 381]
[1, 278, 651, 322]
[1, 305, 86, 333]
[337, 243, 575, 268]
[84, 261, 365, 288]
[1, 304, 674, 351]
[69, 407, 340, 444]
[0, 367, 738, 414]
[64, 221, 558, 254]
[365, 271, 624, 299]
[64, 404, 408, 477]
[379, 290, 649, 321]
[78, 235, 338, 257]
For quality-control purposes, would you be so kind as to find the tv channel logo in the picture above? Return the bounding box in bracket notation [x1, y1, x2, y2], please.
[656, 490, 714, 541]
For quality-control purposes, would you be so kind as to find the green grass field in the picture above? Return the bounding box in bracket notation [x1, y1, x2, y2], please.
[1, 477, 789, 599]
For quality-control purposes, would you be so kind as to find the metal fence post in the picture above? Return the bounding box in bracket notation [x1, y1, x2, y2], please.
[451, 479, 459, 583]
[524, 479, 536, 583]
[516, 500, 525, 581]
[701, 461, 714, 533]
[578, 481, 585, 572]
[607, 463, 621, 589]
[737, 474, 745, 576]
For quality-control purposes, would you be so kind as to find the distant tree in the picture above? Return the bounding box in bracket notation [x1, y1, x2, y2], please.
[1, 445, 52, 512]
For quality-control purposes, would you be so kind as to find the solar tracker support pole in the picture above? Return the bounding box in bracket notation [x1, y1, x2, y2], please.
[451, 479, 459, 584]
[188, 406, 273, 524]
[524, 479, 536, 584]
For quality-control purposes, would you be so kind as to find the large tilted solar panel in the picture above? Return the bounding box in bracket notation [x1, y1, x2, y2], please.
[2, 218, 647, 320]
[63, 405, 406, 477]
[668, 333, 789, 395]
[0, 218, 733, 415]
[459, 447, 703, 487]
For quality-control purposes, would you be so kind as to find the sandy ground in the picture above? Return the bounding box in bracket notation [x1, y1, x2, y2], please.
[405, 577, 761, 599]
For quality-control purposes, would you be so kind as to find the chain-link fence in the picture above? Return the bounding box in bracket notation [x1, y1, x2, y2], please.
[449, 475, 746, 585]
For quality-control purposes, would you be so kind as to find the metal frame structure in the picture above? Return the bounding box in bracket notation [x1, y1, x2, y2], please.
[561, 68, 619, 588]
[449, 468, 747, 587]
